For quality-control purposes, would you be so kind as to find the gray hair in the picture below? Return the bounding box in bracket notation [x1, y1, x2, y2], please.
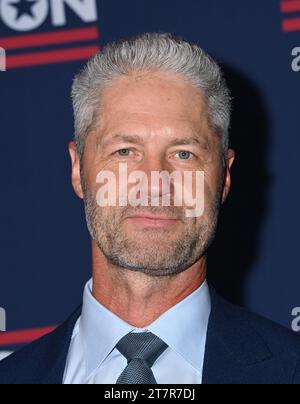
[71, 32, 231, 160]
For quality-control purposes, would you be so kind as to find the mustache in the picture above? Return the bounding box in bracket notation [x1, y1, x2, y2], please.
[83, 189, 188, 221]
[119, 205, 185, 221]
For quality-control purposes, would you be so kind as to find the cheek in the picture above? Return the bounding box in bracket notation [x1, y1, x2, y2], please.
[204, 162, 224, 193]
[194, 165, 218, 193]
[82, 145, 120, 188]
[201, 173, 222, 216]
[85, 162, 117, 197]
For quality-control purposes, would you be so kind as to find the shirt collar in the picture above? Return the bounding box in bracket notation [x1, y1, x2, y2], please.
[80, 278, 211, 377]
[147, 280, 211, 372]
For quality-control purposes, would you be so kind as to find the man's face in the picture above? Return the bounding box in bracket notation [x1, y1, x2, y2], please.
[72, 70, 233, 277]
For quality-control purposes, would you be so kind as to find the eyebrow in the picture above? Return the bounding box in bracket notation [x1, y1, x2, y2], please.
[101, 134, 206, 148]
[101, 134, 144, 148]
[168, 136, 206, 147]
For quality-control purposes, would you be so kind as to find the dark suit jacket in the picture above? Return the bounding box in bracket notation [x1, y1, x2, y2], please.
[0, 288, 300, 384]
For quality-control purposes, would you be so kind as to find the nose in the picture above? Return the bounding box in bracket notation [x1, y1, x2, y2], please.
[136, 155, 173, 201]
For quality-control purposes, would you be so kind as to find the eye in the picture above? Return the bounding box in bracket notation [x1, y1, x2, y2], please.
[176, 151, 193, 160]
[115, 148, 133, 157]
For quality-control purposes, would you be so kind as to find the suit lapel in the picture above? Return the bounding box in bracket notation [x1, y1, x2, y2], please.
[39, 307, 81, 384]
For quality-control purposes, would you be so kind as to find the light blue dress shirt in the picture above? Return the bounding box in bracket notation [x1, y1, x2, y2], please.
[63, 279, 211, 384]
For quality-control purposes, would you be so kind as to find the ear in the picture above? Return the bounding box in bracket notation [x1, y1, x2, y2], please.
[68, 141, 84, 199]
[221, 148, 235, 204]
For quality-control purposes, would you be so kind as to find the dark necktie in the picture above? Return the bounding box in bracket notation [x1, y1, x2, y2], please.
[115, 331, 169, 384]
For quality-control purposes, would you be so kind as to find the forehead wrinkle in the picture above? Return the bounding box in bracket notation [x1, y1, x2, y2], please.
[100, 134, 144, 148]
[100, 133, 209, 150]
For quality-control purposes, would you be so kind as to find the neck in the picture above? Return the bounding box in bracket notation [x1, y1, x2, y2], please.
[91, 240, 207, 328]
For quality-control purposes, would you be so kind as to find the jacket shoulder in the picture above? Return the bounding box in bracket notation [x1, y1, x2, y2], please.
[232, 301, 300, 356]
[232, 302, 300, 384]
[206, 288, 300, 384]
[0, 307, 81, 384]
[211, 288, 300, 356]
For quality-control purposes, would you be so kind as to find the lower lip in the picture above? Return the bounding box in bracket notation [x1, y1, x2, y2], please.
[126, 217, 180, 228]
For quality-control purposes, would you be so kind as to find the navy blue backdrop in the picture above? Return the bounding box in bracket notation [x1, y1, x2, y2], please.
[0, 0, 299, 354]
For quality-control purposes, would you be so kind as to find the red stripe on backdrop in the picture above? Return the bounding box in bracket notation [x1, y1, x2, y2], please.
[0, 326, 57, 347]
[281, 1, 300, 13]
[282, 17, 300, 31]
[0, 27, 100, 50]
[6, 45, 100, 69]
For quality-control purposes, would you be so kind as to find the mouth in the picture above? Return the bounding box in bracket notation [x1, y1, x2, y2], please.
[125, 214, 181, 228]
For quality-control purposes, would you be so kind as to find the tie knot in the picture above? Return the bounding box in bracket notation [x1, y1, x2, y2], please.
[116, 332, 168, 368]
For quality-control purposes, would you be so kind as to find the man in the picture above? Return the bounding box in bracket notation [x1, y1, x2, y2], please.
[0, 32, 299, 384]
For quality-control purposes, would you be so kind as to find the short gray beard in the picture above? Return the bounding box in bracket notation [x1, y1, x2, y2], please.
[82, 178, 223, 278]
